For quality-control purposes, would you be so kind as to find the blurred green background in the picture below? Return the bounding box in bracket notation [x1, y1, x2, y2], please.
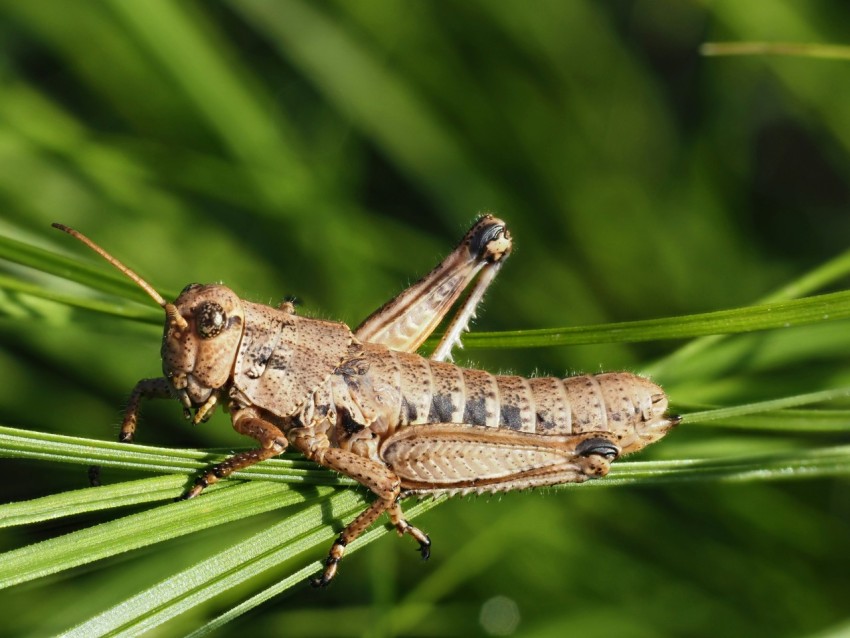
[2, 1, 850, 636]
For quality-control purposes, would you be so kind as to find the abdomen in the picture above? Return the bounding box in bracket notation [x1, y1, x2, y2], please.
[330, 343, 669, 449]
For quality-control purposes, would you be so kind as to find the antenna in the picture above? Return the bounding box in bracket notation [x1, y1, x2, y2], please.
[52, 223, 188, 330]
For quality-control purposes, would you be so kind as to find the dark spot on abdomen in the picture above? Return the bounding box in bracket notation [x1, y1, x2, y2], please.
[500, 405, 522, 430]
[536, 410, 555, 430]
[428, 393, 455, 423]
[401, 396, 418, 424]
[463, 397, 487, 426]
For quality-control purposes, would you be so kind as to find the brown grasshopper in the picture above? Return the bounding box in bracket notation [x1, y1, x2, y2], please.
[53, 216, 679, 586]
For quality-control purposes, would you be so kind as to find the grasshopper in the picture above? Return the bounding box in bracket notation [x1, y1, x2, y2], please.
[53, 216, 679, 586]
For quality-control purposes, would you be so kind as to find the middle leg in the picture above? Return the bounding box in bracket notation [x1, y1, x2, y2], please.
[182, 407, 288, 499]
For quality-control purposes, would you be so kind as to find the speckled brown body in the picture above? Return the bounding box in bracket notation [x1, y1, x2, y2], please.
[53, 215, 679, 586]
[299, 341, 673, 496]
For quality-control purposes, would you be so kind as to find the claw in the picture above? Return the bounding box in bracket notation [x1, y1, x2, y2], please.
[312, 536, 346, 587]
[418, 535, 432, 560]
[180, 479, 207, 500]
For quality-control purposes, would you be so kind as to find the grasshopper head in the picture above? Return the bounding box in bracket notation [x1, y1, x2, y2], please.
[162, 283, 245, 406]
[51, 223, 246, 411]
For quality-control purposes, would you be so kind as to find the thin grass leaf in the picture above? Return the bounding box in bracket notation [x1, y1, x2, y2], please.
[701, 42, 850, 60]
[697, 409, 850, 432]
[594, 445, 850, 486]
[683, 387, 850, 423]
[0, 425, 354, 484]
[647, 246, 850, 377]
[0, 475, 194, 527]
[458, 290, 850, 349]
[0, 232, 169, 306]
[0, 272, 161, 323]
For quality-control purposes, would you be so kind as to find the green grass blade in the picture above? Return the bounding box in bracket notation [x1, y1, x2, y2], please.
[0, 475, 190, 527]
[691, 409, 850, 433]
[683, 387, 850, 424]
[701, 42, 850, 60]
[647, 246, 850, 376]
[0, 231, 170, 306]
[594, 445, 850, 486]
[0, 272, 161, 323]
[0, 425, 354, 485]
[458, 290, 850, 349]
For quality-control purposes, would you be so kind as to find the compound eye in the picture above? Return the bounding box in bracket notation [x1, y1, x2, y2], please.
[575, 437, 620, 461]
[196, 301, 226, 339]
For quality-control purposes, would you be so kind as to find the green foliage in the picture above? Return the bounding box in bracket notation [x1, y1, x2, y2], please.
[1, 2, 850, 637]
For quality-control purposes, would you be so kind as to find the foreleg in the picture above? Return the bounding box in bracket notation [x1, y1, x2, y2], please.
[119, 377, 173, 443]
